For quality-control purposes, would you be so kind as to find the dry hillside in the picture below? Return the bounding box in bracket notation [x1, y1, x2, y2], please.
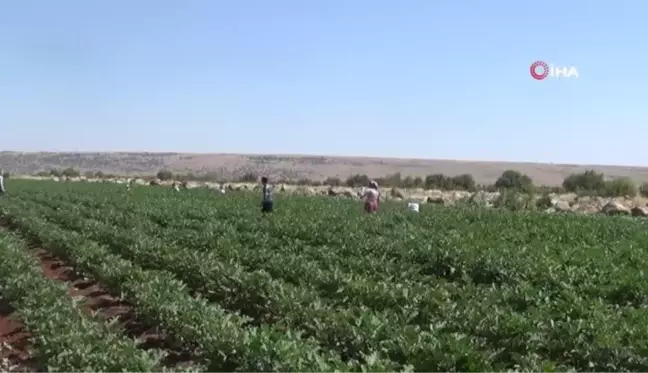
[1, 151, 648, 186]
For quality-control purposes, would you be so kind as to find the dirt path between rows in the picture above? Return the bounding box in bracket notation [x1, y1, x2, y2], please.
[0, 300, 39, 372]
[32, 247, 199, 368]
[0, 217, 200, 370]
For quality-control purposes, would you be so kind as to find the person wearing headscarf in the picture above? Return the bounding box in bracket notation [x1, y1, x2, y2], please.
[363, 180, 380, 213]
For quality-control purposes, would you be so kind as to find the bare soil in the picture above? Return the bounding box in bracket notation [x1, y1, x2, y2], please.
[0, 300, 38, 372]
[2, 151, 648, 185]
[31, 246, 199, 369]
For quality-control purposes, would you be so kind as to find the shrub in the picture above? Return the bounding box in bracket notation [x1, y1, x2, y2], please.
[562, 170, 637, 197]
[494, 170, 535, 193]
[156, 169, 174, 181]
[237, 172, 258, 183]
[640, 182, 648, 197]
[345, 174, 370, 187]
[424, 174, 447, 189]
[61, 167, 80, 177]
[296, 178, 313, 186]
[603, 178, 637, 197]
[536, 185, 566, 194]
[450, 174, 476, 191]
[562, 170, 605, 193]
[494, 190, 534, 211]
[324, 177, 342, 187]
[536, 194, 554, 209]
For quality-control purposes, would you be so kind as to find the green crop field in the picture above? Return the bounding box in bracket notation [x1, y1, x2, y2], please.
[1, 180, 648, 372]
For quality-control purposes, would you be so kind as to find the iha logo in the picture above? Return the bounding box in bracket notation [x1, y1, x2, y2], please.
[530, 60, 579, 80]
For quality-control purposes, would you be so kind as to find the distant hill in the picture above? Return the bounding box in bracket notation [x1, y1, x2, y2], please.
[1, 151, 648, 186]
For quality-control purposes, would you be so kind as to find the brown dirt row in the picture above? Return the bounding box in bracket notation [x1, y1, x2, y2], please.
[0, 300, 37, 372]
[0, 222, 199, 371]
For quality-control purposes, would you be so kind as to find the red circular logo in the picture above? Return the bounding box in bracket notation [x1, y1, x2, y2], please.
[530, 61, 549, 80]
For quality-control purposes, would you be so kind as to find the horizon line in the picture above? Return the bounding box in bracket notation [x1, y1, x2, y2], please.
[1, 149, 647, 169]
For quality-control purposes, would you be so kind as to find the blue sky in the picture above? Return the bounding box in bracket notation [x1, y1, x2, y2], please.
[0, 0, 645, 165]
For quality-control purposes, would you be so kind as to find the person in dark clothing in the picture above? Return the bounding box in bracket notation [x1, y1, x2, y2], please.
[261, 176, 273, 213]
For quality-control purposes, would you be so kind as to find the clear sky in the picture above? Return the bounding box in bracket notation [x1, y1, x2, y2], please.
[0, 0, 645, 166]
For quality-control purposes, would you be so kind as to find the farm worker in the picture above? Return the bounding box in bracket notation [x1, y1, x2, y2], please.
[363, 180, 380, 213]
[261, 176, 274, 213]
[0, 170, 4, 194]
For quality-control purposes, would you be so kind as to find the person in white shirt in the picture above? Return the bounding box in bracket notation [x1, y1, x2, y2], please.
[0, 170, 5, 194]
[363, 180, 380, 213]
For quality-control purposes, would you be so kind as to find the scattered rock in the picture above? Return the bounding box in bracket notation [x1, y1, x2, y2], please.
[554, 200, 572, 212]
[390, 188, 406, 200]
[631, 206, 648, 217]
[327, 187, 356, 198]
[602, 201, 631, 216]
[342, 189, 356, 199]
[469, 191, 498, 206]
[16, 175, 648, 217]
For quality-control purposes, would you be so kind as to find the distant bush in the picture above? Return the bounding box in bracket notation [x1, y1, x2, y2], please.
[562, 170, 637, 197]
[422, 173, 475, 191]
[323, 177, 342, 187]
[535, 185, 566, 194]
[156, 169, 174, 181]
[493, 190, 534, 211]
[494, 170, 535, 194]
[640, 182, 648, 197]
[237, 172, 258, 183]
[61, 167, 80, 178]
[345, 174, 370, 187]
[562, 170, 605, 194]
[398, 175, 424, 188]
[603, 178, 637, 197]
[451, 174, 477, 191]
[32, 166, 644, 198]
[535, 194, 554, 209]
[424, 174, 446, 189]
[296, 178, 315, 186]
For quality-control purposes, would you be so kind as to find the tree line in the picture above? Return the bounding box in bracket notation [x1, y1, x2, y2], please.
[30, 167, 648, 198]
